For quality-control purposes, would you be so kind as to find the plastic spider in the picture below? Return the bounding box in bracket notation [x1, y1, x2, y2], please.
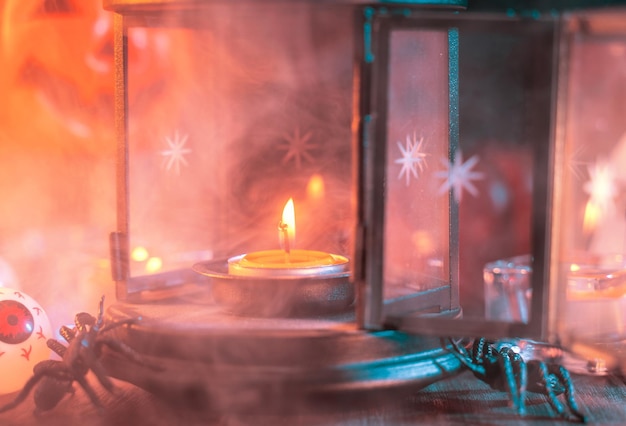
[444, 337, 586, 423]
[0, 296, 155, 414]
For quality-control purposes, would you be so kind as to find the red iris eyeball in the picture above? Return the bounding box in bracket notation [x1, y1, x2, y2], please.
[0, 300, 35, 344]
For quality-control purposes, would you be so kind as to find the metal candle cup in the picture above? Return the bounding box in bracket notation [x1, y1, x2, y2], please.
[227, 249, 349, 278]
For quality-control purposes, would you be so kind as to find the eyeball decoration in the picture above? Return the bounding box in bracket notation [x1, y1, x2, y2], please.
[0, 288, 52, 395]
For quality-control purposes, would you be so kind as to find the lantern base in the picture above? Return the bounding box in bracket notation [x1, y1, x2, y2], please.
[102, 298, 463, 415]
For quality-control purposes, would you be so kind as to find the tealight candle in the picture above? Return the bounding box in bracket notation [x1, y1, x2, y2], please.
[227, 198, 349, 277]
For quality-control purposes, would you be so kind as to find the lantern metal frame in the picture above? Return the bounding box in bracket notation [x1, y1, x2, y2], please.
[354, 8, 461, 329]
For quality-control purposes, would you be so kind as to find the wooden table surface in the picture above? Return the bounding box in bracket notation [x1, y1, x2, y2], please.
[0, 368, 624, 425]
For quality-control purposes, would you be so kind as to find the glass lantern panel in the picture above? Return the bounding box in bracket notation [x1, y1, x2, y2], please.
[126, 25, 216, 278]
[384, 29, 451, 301]
[552, 12, 626, 352]
[122, 5, 356, 286]
[371, 14, 556, 339]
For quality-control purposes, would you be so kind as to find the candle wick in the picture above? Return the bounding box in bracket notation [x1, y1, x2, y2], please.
[278, 221, 291, 255]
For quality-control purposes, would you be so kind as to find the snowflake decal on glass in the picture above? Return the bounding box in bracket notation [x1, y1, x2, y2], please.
[395, 133, 428, 186]
[583, 159, 619, 215]
[161, 131, 191, 175]
[435, 151, 485, 203]
[278, 127, 316, 169]
[569, 145, 590, 181]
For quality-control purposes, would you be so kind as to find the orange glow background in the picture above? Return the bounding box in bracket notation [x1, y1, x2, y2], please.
[0, 0, 190, 328]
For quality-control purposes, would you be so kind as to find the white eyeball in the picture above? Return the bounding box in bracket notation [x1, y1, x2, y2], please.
[0, 288, 52, 395]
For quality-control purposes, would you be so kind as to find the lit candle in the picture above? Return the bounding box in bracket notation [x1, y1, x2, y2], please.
[278, 197, 296, 256]
[228, 198, 349, 277]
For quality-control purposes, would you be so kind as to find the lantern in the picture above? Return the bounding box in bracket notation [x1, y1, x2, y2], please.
[101, 0, 626, 414]
[354, 8, 555, 339]
[103, 0, 475, 412]
[549, 9, 626, 371]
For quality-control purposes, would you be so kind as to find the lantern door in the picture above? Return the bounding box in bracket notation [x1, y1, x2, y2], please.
[356, 9, 559, 340]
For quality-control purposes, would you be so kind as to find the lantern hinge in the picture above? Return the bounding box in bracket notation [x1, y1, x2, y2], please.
[109, 231, 129, 282]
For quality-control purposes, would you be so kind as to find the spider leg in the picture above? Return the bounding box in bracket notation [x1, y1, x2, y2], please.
[59, 325, 76, 344]
[98, 318, 138, 334]
[473, 338, 488, 361]
[443, 337, 471, 359]
[79, 350, 117, 394]
[91, 361, 117, 394]
[507, 348, 528, 416]
[95, 296, 105, 330]
[0, 360, 70, 413]
[443, 337, 487, 377]
[548, 364, 587, 423]
[47, 339, 67, 358]
[531, 361, 568, 418]
[498, 347, 523, 414]
[0, 374, 44, 413]
[96, 337, 163, 371]
[74, 373, 105, 412]
[33, 376, 74, 414]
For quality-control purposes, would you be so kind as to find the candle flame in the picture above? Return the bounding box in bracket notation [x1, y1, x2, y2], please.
[582, 160, 617, 235]
[583, 200, 600, 235]
[280, 198, 296, 250]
